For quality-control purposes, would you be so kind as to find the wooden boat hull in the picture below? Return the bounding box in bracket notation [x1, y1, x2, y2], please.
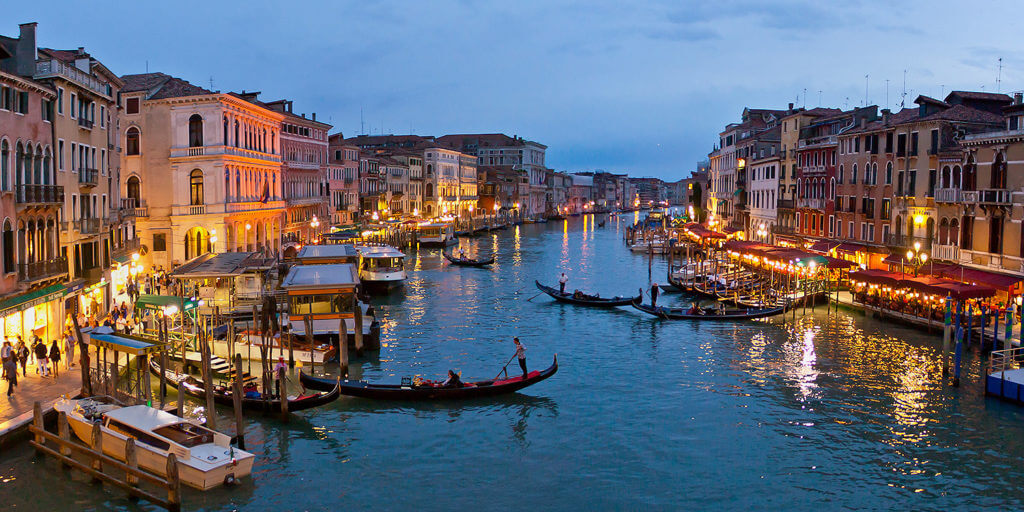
[630, 299, 785, 320]
[300, 356, 557, 400]
[534, 280, 639, 307]
[150, 360, 341, 413]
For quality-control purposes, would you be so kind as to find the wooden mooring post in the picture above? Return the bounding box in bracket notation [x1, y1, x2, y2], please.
[30, 402, 182, 511]
[338, 316, 349, 377]
[353, 300, 364, 356]
[232, 353, 246, 450]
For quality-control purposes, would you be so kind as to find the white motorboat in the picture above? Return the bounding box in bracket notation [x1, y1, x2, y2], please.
[356, 245, 407, 292]
[417, 223, 456, 246]
[54, 396, 255, 490]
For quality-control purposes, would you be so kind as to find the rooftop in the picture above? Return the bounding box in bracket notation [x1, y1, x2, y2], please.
[167, 252, 271, 278]
[120, 72, 213, 100]
[296, 244, 358, 260]
[281, 264, 359, 288]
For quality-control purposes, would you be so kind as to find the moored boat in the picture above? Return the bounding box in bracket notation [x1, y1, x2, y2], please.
[300, 355, 558, 400]
[357, 245, 407, 292]
[54, 396, 255, 490]
[149, 360, 341, 414]
[534, 280, 639, 307]
[630, 298, 785, 320]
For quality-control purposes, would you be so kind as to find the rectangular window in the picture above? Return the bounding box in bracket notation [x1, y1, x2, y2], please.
[100, 105, 106, 127]
[100, 149, 106, 175]
[58, 140, 64, 170]
[854, 137, 860, 153]
[911, 132, 919, 156]
[56, 87, 63, 114]
[125, 97, 139, 114]
[849, 221, 854, 239]
[930, 129, 939, 153]
[70, 93, 76, 118]
[828, 215, 835, 237]
[153, 233, 167, 251]
[927, 169, 936, 197]
[886, 132, 894, 153]
[881, 198, 891, 220]
[71, 142, 77, 171]
[908, 170, 917, 197]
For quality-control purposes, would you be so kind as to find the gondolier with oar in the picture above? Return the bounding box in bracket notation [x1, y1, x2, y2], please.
[559, 273, 568, 294]
[650, 282, 660, 308]
[513, 337, 527, 379]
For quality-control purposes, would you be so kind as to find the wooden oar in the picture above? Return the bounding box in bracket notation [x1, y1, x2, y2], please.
[526, 292, 544, 302]
[494, 354, 516, 380]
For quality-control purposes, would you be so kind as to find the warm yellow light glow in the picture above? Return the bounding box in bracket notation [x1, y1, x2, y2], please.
[131, 252, 140, 262]
[906, 250, 914, 260]
[913, 214, 925, 225]
[245, 223, 252, 230]
[920, 253, 928, 263]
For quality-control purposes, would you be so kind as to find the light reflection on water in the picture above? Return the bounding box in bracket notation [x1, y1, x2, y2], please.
[2, 216, 1024, 510]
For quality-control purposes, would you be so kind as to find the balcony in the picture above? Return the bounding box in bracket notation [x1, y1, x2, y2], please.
[776, 199, 795, 210]
[73, 218, 103, 235]
[934, 188, 960, 203]
[771, 225, 795, 235]
[978, 188, 1012, 205]
[226, 200, 286, 213]
[18, 257, 67, 283]
[799, 135, 838, 148]
[111, 237, 141, 260]
[885, 233, 932, 251]
[16, 184, 64, 205]
[34, 59, 112, 98]
[284, 160, 320, 170]
[134, 206, 149, 217]
[932, 244, 961, 262]
[78, 170, 99, 188]
[797, 197, 825, 209]
[170, 145, 282, 163]
[77, 117, 94, 130]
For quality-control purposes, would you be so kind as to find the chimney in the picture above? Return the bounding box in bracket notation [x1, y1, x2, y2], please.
[301, 113, 306, 118]
[788, 102, 794, 112]
[312, 112, 316, 121]
[15, 23, 37, 78]
[76, 46, 85, 55]
[882, 108, 891, 125]
[1015, 93, 1023, 105]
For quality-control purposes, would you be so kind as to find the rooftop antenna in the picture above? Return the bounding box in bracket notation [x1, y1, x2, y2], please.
[802, 88, 807, 108]
[145, 60, 148, 73]
[818, 90, 822, 106]
[844, 97, 849, 109]
[865, 74, 869, 106]
[997, 57, 1003, 92]
[900, 69, 907, 109]
[360, 107, 364, 135]
[885, 79, 890, 109]
[209, 76, 214, 90]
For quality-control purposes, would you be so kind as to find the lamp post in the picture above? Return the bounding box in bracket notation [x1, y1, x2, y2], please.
[906, 241, 929, 277]
[310, 216, 321, 243]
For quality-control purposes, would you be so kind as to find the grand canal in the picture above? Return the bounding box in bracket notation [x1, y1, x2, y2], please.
[4, 213, 1024, 511]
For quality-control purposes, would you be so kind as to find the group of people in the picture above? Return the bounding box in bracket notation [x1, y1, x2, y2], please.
[0, 331, 76, 397]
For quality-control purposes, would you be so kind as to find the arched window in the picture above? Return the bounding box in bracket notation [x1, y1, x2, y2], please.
[953, 165, 962, 188]
[33, 145, 42, 185]
[939, 218, 949, 245]
[871, 163, 878, 184]
[189, 169, 204, 205]
[886, 161, 893, 185]
[992, 152, 1007, 189]
[941, 166, 951, 188]
[830, 178, 836, 200]
[851, 163, 858, 184]
[964, 155, 977, 190]
[14, 142, 24, 187]
[43, 148, 51, 185]
[0, 140, 8, 191]
[2, 219, 13, 274]
[127, 176, 140, 205]
[950, 218, 960, 245]
[838, 164, 844, 184]
[126, 127, 140, 156]
[223, 117, 229, 145]
[188, 114, 204, 147]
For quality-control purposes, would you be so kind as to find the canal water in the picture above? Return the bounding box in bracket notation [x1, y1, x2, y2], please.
[4, 213, 1024, 511]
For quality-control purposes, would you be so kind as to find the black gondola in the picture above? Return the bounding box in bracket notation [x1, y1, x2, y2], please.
[443, 251, 494, 267]
[299, 355, 558, 400]
[534, 280, 640, 307]
[150, 360, 341, 413]
[630, 298, 785, 320]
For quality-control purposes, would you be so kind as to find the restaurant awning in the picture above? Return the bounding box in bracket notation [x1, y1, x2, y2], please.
[822, 255, 856, 269]
[836, 243, 864, 255]
[0, 283, 65, 315]
[808, 240, 840, 253]
[848, 269, 902, 287]
[933, 265, 1024, 291]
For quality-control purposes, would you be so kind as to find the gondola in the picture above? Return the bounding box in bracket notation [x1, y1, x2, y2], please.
[149, 360, 341, 413]
[534, 280, 640, 307]
[443, 251, 495, 267]
[299, 355, 558, 400]
[630, 298, 785, 320]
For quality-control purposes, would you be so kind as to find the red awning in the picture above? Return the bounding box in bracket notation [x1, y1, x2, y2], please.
[933, 265, 1024, 291]
[723, 226, 741, 234]
[931, 281, 997, 300]
[808, 240, 840, 254]
[823, 255, 856, 269]
[849, 269, 902, 286]
[836, 243, 864, 255]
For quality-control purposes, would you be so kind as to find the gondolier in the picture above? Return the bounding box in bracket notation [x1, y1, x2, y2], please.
[651, 282, 660, 308]
[559, 273, 568, 294]
[514, 337, 527, 379]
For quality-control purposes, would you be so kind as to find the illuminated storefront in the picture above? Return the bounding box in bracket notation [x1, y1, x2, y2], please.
[0, 284, 65, 343]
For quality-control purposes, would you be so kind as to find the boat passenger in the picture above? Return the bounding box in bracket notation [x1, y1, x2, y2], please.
[243, 382, 260, 399]
[442, 370, 462, 388]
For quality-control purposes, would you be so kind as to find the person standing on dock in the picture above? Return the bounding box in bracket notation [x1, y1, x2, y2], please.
[651, 282, 660, 308]
[15, 339, 28, 377]
[513, 337, 527, 379]
[559, 273, 568, 294]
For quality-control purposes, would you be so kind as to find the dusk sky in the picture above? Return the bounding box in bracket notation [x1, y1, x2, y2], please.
[5, 1, 1021, 180]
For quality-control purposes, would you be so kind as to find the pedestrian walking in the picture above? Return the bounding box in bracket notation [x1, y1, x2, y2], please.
[512, 337, 528, 379]
[15, 338, 28, 377]
[49, 340, 61, 378]
[3, 355, 17, 397]
[64, 331, 76, 369]
[33, 339, 48, 376]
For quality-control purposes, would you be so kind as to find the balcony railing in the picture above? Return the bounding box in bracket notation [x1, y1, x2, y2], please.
[776, 199, 795, 210]
[34, 59, 111, 98]
[18, 257, 67, 282]
[885, 233, 932, 251]
[77, 117, 94, 129]
[978, 188, 1012, 205]
[79, 170, 99, 187]
[111, 238, 141, 259]
[934, 188, 960, 203]
[932, 244, 961, 262]
[226, 200, 286, 213]
[170, 145, 282, 163]
[73, 218, 103, 234]
[797, 197, 825, 209]
[16, 184, 64, 204]
[771, 225, 795, 235]
[135, 206, 149, 217]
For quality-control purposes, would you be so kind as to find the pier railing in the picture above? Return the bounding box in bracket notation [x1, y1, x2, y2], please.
[990, 347, 1024, 375]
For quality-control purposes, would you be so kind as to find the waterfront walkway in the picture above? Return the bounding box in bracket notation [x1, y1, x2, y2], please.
[0, 360, 81, 443]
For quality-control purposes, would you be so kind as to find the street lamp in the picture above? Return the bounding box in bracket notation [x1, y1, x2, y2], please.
[904, 245, 929, 277]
